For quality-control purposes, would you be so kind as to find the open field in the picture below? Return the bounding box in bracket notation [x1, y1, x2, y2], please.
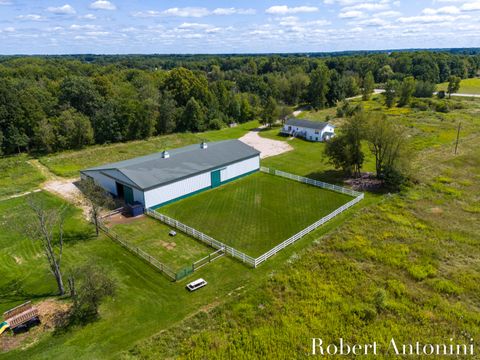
[0, 187, 367, 359]
[108, 216, 211, 270]
[0, 155, 45, 198]
[160, 172, 353, 257]
[437, 77, 480, 94]
[39, 121, 259, 178]
[1, 96, 479, 359]
[125, 102, 480, 359]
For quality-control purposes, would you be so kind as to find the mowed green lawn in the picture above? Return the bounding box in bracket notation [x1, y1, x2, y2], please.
[437, 77, 480, 94]
[109, 216, 212, 270]
[160, 172, 353, 257]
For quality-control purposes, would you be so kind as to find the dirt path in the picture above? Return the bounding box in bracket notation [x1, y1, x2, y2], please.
[239, 128, 293, 159]
[27, 160, 90, 219]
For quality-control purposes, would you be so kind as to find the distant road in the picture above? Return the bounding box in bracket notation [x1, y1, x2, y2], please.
[449, 93, 480, 98]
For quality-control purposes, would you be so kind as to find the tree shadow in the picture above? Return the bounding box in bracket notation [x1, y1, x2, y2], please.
[0, 280, 55, 305]
[305, 170, 347, 185]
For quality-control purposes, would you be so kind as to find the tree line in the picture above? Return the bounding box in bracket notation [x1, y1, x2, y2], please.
[0, 51, 478, 155]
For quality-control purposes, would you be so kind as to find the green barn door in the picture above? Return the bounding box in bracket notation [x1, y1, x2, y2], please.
[124, 186, 134, 205]
[211, 170, 221, 188]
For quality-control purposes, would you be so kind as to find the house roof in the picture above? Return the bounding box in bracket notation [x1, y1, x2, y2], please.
[285, 118, 333, 130]
[81, 140, 260, 191]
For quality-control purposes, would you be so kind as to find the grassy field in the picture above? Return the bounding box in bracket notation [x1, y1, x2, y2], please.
[109, 216, 212, 270]
[125, 102, 480, 359]
[437, 77, 480, 94]
[0, 188, 367, 359]
[259, 126, 376, 183]
[160, 172, 353, 257]
[39, 121, 258, 178]
[0, 155, 45, 198]
[1, 96, 479, 359]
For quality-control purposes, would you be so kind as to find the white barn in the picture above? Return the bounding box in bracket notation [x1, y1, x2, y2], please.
[80, 140, 260, 209]
[281, 119, 335, 142]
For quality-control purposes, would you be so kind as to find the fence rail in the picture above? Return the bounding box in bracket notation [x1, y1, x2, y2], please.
[146, 209, 256, 267]
[260, 166, 362, 197]
[99, 222, 177, 281]
[254, 167, 364, 266]
[146, 168, 363, 270]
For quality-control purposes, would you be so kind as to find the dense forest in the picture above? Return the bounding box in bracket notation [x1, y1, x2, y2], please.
[0, 51, 479, 155]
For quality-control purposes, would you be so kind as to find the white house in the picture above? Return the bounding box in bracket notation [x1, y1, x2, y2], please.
[281, 119, 335, 142]
[80, 140, 260, 209]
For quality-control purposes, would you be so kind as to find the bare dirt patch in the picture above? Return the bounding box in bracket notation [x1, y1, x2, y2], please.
[239, 128, 292, 159]
[103, 213, 145, 227]
[0, 299, 70, 353]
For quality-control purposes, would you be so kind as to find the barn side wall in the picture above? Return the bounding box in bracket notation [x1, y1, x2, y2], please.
[82, 171, 118, 196]
[146, 155, 260, 208]
[220, 156, 260, 183]
[144, 172, 211, 209]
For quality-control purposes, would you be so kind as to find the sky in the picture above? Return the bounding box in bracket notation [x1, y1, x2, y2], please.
[0, 0, 479, 54]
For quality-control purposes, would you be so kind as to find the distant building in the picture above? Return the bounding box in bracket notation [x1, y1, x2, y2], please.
[281, 119, 335, 142]
[80, 140, 260, 209]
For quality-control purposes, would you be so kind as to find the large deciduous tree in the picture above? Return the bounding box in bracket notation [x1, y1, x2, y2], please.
[78, 178, 114, 237]
[23, 196, 67, 295]
[361, 71, 375, 101]
[307, 64, 330, 110]
[398, 76, 416, 107]
[447, 76, 461, 98]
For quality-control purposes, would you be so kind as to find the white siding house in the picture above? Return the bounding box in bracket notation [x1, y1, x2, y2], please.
[80, 140, 260, 210]
[282, 119, 335, 142]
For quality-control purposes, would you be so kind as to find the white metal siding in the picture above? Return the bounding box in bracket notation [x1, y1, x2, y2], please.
[144, 171, 211, 208]
[220, 156, 259, 182]
[88, 172, 118, 195]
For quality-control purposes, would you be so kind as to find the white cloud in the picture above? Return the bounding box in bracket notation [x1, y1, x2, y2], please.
[0, 0, 12, 5]
[70, 24, 101, 30]
[47, 4, 76, 15]
[422, 6, 461, 15]
[132, 10, 161, 18]
[342, 3, 390, 11]
[461, 1, 480, 11]
[90, 1, 116, 11]
[265, 5, 319, 15]
[80, 14, 97, 20]
[163, 7, 210, 17]
[374, 10, 401, 17]
[178, 23, 212, 29]
[212, 8, 256, 15]
[2, 26, 15, 32]
[339, 10, 364, 18]
[16, 14, 45, 21]
[397, 14, 470, 23]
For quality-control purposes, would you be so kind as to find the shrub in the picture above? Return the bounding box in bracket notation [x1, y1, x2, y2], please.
[69, 265, 116, 323]
[434, 100, 450, 113]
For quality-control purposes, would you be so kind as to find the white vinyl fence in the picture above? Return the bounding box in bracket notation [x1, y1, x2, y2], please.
[146, 209, 256, 267]
[254, 167, 364, 266]
[147, 169, 363, 269]
[260, 166, 362, 197]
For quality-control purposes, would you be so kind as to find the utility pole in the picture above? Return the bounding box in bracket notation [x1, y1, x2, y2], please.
[454, 122, 461, 155]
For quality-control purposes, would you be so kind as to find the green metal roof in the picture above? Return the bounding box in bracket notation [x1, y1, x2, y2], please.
[81, 140, 260, 191]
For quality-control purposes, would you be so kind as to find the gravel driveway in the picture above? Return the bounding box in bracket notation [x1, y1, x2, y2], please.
[239, 128, 293, 159]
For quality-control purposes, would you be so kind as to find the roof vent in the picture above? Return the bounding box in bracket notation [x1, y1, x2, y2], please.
[200, 142, 208, 149]
[162, 150, 170, 159]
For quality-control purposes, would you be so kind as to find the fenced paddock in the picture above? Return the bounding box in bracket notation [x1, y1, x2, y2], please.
[148, 168, 364, 268]
[99, 216, 219, 281]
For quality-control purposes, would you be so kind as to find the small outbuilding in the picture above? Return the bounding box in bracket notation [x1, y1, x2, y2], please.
[281, 118, 335, 142]
[80, 140, 260, 209]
